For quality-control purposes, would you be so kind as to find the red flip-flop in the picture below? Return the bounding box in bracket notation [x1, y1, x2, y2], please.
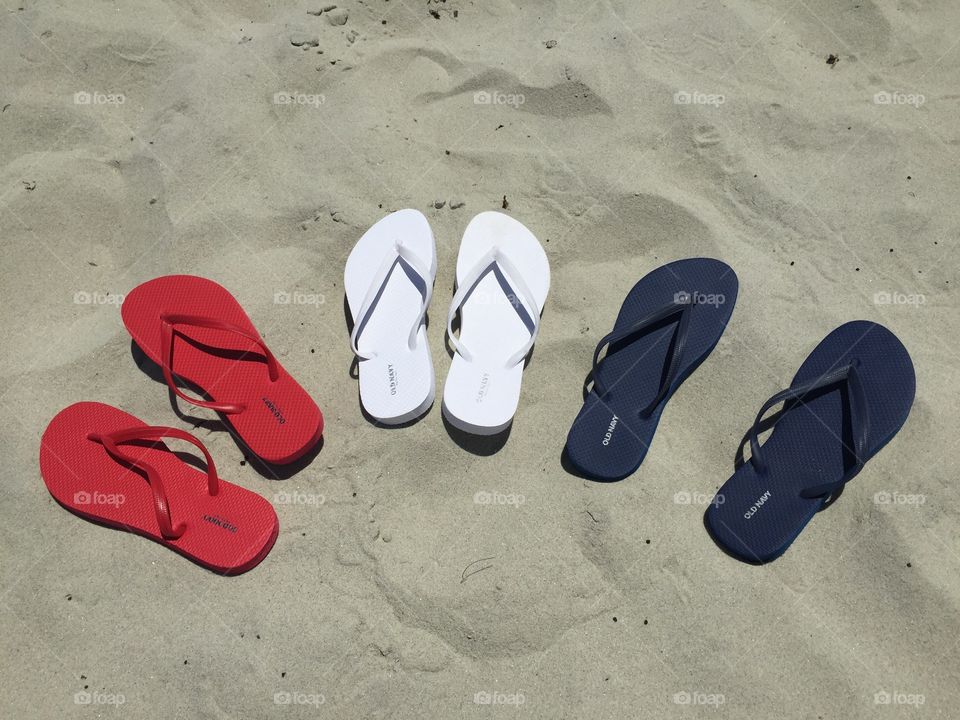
[121, 275, 323, 465]
[40, 402, 278, 575]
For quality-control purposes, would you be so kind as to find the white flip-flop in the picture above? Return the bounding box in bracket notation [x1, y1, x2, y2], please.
[345, 209, 437, 424]
[442, 211, 550, 435]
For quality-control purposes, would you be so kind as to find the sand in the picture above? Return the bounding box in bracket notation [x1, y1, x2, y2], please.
[2, 0, 959, 717]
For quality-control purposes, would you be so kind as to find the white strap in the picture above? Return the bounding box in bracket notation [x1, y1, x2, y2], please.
[350, 241, 433, 360]
[446, 246, 541, 369]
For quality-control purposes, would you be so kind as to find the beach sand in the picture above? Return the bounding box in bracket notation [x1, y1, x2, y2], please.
[2, 0, 958, 717]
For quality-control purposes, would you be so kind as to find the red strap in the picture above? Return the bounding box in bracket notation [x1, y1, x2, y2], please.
[159, 313, 279, 415]
[89, 426, 220, 540]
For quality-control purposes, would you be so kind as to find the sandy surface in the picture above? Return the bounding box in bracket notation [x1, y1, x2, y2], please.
[2, 0, 959, 717]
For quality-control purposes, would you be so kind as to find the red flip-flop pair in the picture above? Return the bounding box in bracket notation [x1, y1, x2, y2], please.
[39, 276, 324, 574]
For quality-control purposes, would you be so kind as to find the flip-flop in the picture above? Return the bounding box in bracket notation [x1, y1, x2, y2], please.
[706, 321, 915, 563]
[442, 211, 550, 435]
[122, 275, 323, 465]
[345, 209, 437, 425]
[565, 258, 738, 480]
[39, 402, 279, 575]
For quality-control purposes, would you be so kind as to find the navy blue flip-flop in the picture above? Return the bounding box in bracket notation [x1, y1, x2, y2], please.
[564, 258, 738, 481]
[706, 320, 915, 563]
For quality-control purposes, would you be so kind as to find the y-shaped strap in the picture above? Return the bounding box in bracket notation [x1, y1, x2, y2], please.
[748, 361, 871, 498]
[591, 293, 696, 418]
[350, 241, 433, 361]
[447, 246, 542, 369]
[88, 426, 220, 539]
[160, 313, 279, 415]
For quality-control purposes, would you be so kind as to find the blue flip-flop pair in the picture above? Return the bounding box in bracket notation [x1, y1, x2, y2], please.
[564, 258, 915, 563]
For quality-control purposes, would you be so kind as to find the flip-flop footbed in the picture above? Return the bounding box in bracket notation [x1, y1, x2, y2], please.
[122, 275, 323, 464]
[345, 209, 436, 424]
[40, 402, 279, 575]
[706, 320, 915, 563]
[442, 211, 550, 435]
[565, 258, 738, 480]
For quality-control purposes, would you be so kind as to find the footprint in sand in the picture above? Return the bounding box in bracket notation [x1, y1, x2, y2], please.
[368, 497, 617, 659]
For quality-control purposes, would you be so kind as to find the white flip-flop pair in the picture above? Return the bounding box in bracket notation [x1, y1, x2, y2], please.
[345, 210, 550, 435]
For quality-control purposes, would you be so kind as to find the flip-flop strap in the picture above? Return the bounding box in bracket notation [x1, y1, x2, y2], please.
[446, 246, 542, 369]
[159, 313, 279, 415]
[748, 361, 871, 497]
[350, 241, 434, 361]
[88, 425, 220, 540]
[591, 293, 696, 418]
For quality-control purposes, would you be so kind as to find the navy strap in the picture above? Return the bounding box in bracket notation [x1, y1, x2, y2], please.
[591, 293, 696, 418]
[748, 361, 871, 498]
